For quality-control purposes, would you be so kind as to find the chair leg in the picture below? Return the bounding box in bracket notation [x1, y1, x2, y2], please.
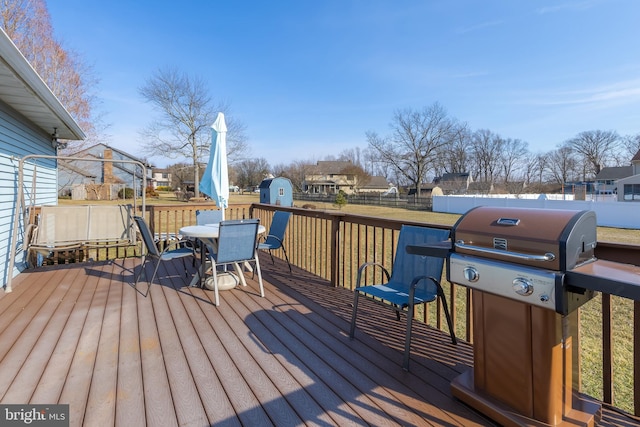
[145, 260, 164, 297]
[254, 252, 265, 298]
[212, 269, 220, 307]
[403, 301, 414, 371]
[281, 246, 292, 273]
[436, 281, 457, 345]
[133, 256, 147, 289]
[349, 291, 361, 339]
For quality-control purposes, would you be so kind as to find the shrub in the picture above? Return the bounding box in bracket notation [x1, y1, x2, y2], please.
[334, 191, 348, 209]
[145, 186, 159, 197]
[118, 187, 135, 199]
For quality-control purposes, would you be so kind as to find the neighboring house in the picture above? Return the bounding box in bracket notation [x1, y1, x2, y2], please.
[590, 149, 640, 202]
[303, 161, 356, 195]
[407, 183, 437, 197]
[466, 181, 492, 194]
[58, 144, 152, 199]
[616, 149, 640, 202]
[594, 166, 633, 195]
[433, 172, 472, 194]
[0, 28, 84, 289]
[152, 168, 172, 189]
[358, 176, 393, 194]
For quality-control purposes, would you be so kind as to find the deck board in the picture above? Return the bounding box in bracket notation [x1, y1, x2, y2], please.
[0, 255, 635, 426]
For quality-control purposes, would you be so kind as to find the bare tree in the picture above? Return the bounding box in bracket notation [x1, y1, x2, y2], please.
[500, 138, 529, 184]
[339, 162, 371, 192]
[367, 103, 456, 195]
[471, 129, 503, 184]
[1, 0, 101, 149]
[547, 145, 579, 185]
[565, 130, 620, 178]
[337, 147, 364, 168]
[139, 67, 247, 197]
[521, 152, 550, 192]
[272, 160, 315, 192]
[620, 133, 640, 162]
[435, 122, 472, 175]
[235, 158, 270, 190]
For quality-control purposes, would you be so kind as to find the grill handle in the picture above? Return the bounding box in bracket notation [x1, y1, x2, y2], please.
[454, 241, 556, 262]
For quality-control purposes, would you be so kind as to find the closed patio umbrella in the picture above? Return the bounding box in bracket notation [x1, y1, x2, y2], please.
[199, 112, 229, 219]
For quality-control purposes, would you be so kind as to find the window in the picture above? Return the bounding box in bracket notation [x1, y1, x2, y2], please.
[623, 184, 640, 201]
[279, 188, 284, 196]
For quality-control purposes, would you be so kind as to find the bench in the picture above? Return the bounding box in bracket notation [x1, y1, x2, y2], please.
[26, 204, 136, 266]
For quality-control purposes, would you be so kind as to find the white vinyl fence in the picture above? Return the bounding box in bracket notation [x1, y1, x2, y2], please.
[433, 196, 640, 229]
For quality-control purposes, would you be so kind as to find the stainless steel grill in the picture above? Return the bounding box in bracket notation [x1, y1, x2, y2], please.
[405, 205, 640, 426]
[446, 206, 598, 314]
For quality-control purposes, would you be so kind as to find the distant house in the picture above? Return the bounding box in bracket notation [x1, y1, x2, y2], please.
[407, 183, 437, 197]
[0, 28, 84, 288]
[302, 161, 360, 195]
[356, 176, 393, 194]
[152, 168, 172, 189]
[594, 166, 633, 195]
[590, 149, 640, 201]
[616, 149, 640, 202]
[58, 144, 152, 199]
[467, 181, 494, 194]
[433, 172, 472, 194]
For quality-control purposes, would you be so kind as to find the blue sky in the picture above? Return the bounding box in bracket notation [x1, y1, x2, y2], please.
[47, 0, 640, 168]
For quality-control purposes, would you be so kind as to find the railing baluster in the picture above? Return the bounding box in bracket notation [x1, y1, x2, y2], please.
[635, 301, 640, 415]
[603, 293, 613, 404]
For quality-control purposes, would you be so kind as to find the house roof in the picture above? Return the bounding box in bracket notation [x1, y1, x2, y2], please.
[595, 166, 633, 180]
[310, 160, 353, 174]
[435, 172, 470, 183]
[57, 160, 97, 178]
[632, 149, 640, 162]
[0, 28, 84, 141]
[360, 176, 390, 189]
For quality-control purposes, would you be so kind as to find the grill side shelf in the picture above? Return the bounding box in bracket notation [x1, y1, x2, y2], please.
[405, 242, 451, 258]
[565, 259, 640, 301]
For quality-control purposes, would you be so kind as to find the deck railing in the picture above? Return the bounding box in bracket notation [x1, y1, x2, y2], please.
[48, 201, 640, 416]
[245, 203, 640, 417]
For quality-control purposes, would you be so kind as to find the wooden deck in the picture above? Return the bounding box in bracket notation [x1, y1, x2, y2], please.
[0, 256, 636, 426]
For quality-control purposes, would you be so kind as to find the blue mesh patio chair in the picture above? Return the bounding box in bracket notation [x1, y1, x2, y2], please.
[133, 216, 194, 296]
[257, 211, 292, 272]
[196, 209, 223, 225]
[349, 225, 457, 371]
[207, 219, 264, 306]
[194, 208, 224, 262]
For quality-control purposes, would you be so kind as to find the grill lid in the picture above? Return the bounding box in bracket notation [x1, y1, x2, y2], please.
[451, 206, 597, 271]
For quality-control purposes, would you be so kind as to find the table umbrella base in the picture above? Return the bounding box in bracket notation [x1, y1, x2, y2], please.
[204, 272, 239, 291]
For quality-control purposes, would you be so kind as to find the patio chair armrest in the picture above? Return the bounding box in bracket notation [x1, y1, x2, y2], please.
[160, 238, 192, 254]
[355, 262, 391, 287]
[259, 234, 283, 244]
[405, 275, 443, 304]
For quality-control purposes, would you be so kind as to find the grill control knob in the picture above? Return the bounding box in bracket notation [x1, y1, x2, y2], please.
[463, 267, 479, 282]
[513, 278, 533, 296]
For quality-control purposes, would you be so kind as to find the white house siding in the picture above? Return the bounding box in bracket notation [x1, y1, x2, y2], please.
[0, 99, 57, 289]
